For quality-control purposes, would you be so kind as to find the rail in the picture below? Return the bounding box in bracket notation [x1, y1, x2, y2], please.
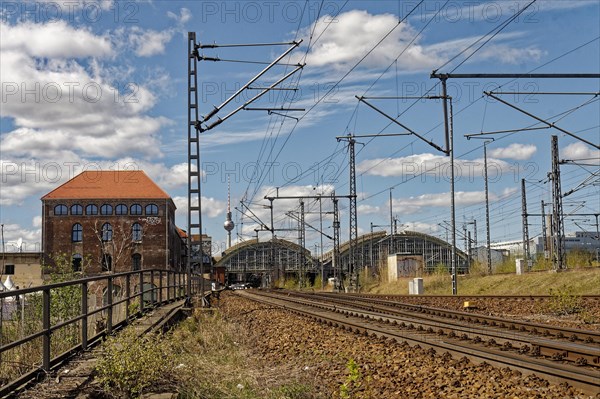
[0, 269, 199, 396]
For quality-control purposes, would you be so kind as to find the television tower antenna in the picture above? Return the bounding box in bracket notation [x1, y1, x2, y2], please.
[224, 177, 235, 249]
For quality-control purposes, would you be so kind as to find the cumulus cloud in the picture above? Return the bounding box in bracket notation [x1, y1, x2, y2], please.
[0, 19, 176, 206]
[127, 27, 174, 57]
[173, 196, 226, 222]
[402, 221, 439, 234]
[0, 20, 113, 58]
[0, 222, 41, 252]
[167, 7, 192, 25]
[357, 153, 513, 181]
[357, 204, 380, 214]
[1, 21, 167, 160]
[392, 187, 518, 215]
[0, 157, 190, 206]
[562, 142, 600, 163]
[296, 10, 544, 71]
[489, 143, 537, 160]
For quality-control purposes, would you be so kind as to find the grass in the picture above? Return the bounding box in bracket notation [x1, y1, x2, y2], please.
[94, 306, 319, 398]
[365, 267, 600, 296]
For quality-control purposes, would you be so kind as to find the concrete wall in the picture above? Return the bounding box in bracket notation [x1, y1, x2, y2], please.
[1, 252, 43, 288]
[388, 254, 423, 281]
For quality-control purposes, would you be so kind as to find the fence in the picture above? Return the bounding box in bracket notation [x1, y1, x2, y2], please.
[0, 269, 198, 396]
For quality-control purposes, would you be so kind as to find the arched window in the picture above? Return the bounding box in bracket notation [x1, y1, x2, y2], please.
[132, 223, 142, 241]
[101, 223, 113, 241]
[72, 223, 83, 242]
[145, 204, 158, 215]
[101, 254, 112, 272]
[54, 204, 68, 215]
[130, 204, 142, 215]
[100, 204, 113, 215]
[115, 204, 128, 215]
[132, 253, 142, 271]
[72, 254, 82, 272]
[71, 204, 83, 215]
[86, 204, 98, 215]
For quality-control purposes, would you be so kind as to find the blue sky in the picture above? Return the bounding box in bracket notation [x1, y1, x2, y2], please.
[1, 0, 599, 256]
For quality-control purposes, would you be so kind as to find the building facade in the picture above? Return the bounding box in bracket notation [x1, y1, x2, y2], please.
[1, 252, 43, 288]
[41, 171, 183, 274]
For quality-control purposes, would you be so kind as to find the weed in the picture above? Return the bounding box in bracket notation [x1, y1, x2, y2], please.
[95, 328, 175, 398]
[547, 285, 583, 315]
[339, 358, 361, 398]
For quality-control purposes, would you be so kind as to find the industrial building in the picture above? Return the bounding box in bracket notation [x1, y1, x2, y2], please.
[41, 171, 185, 274]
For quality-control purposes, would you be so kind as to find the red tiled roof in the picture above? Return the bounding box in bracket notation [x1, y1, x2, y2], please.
[177, 227, 188, 239]
[41, 171, 171, 200]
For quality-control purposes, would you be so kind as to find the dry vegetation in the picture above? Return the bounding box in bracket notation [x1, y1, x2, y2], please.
[365, 266, 600, 296]
[84, 292, 597, 398]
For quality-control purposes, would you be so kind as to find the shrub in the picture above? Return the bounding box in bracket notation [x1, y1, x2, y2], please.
[547, 285, 582, 315]
[95, 328, 175, 398]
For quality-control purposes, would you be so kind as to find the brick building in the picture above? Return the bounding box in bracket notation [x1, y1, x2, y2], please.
[41, 171, 184, 274]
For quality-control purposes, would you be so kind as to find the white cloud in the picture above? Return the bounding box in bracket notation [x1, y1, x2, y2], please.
[22, 0, 114, 11]
[167, 8, 192, 25]
[128, 27, 174, 57]
[402, 221, 439, 234]
[357, 153, 513, 180]
[394, 191, 485, 209]
[415, 0, 598, 25]
[0, 223, 41, 252]
[562, 142, 600, 163]
[32, 216, 42, 228]
[392, 187, 518, 215]
[173, 196, 226, 219]
[357, 204, 380, 214]
[0, 20, 169, 164]
[296, 10, 544, 72]
[489, 143, 537, 160]
[0, 157, 189, 206]
[0, 20, 113, 58]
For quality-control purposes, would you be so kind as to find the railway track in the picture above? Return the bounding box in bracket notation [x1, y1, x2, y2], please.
[237, 290, 600, 396]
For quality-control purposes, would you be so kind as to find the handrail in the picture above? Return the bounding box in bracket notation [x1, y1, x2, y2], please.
[0, 268, 199, 396]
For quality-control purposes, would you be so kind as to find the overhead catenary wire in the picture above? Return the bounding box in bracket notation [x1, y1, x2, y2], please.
[251, 0, 426, 201]
[227, 2, 598, 246]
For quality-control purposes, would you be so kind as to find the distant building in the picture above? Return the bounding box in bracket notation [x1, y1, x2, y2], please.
[563, 231, 600, 253]
[491, 231, 600, 258]
[0, 252, 43, 288]
[472, 247, 509, 268]
[41, 171, 184, 275]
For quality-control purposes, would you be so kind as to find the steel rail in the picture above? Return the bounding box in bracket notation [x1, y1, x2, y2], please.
[306, 292, 600, 344]
[238, 290, 600, 395]
[267, 291, 600, 367]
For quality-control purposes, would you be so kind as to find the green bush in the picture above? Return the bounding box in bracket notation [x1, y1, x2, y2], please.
[547, 285, 582, 315]
[95, 328, 175, 398]
[339, 358, 361, 399]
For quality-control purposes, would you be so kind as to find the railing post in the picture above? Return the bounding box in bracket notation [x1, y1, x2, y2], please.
[159, 270, 163, 305]
[139, 270, 144, 312]
[107, 277, 113, 335]
[150, 270, 155, 306]
[42, 288, 51, 373]
[166, 271, 171, 301]
[125, 273, 131, 322]
[81, 283, 88, 351]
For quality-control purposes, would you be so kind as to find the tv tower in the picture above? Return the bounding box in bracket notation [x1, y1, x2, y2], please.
[223, 177, 234, 249]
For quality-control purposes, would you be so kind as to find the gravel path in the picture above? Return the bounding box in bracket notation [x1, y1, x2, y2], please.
[222, 292, 599, 398]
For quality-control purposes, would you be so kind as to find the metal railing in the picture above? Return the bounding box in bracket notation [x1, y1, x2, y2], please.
[0, 269, 198, 396]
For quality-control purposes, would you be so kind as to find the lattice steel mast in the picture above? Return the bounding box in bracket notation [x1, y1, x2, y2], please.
[550, 135, 566, 270]
[187, 32, 203, 302]
[521, 179, 530, 269]
[337, 135, 358, 291]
